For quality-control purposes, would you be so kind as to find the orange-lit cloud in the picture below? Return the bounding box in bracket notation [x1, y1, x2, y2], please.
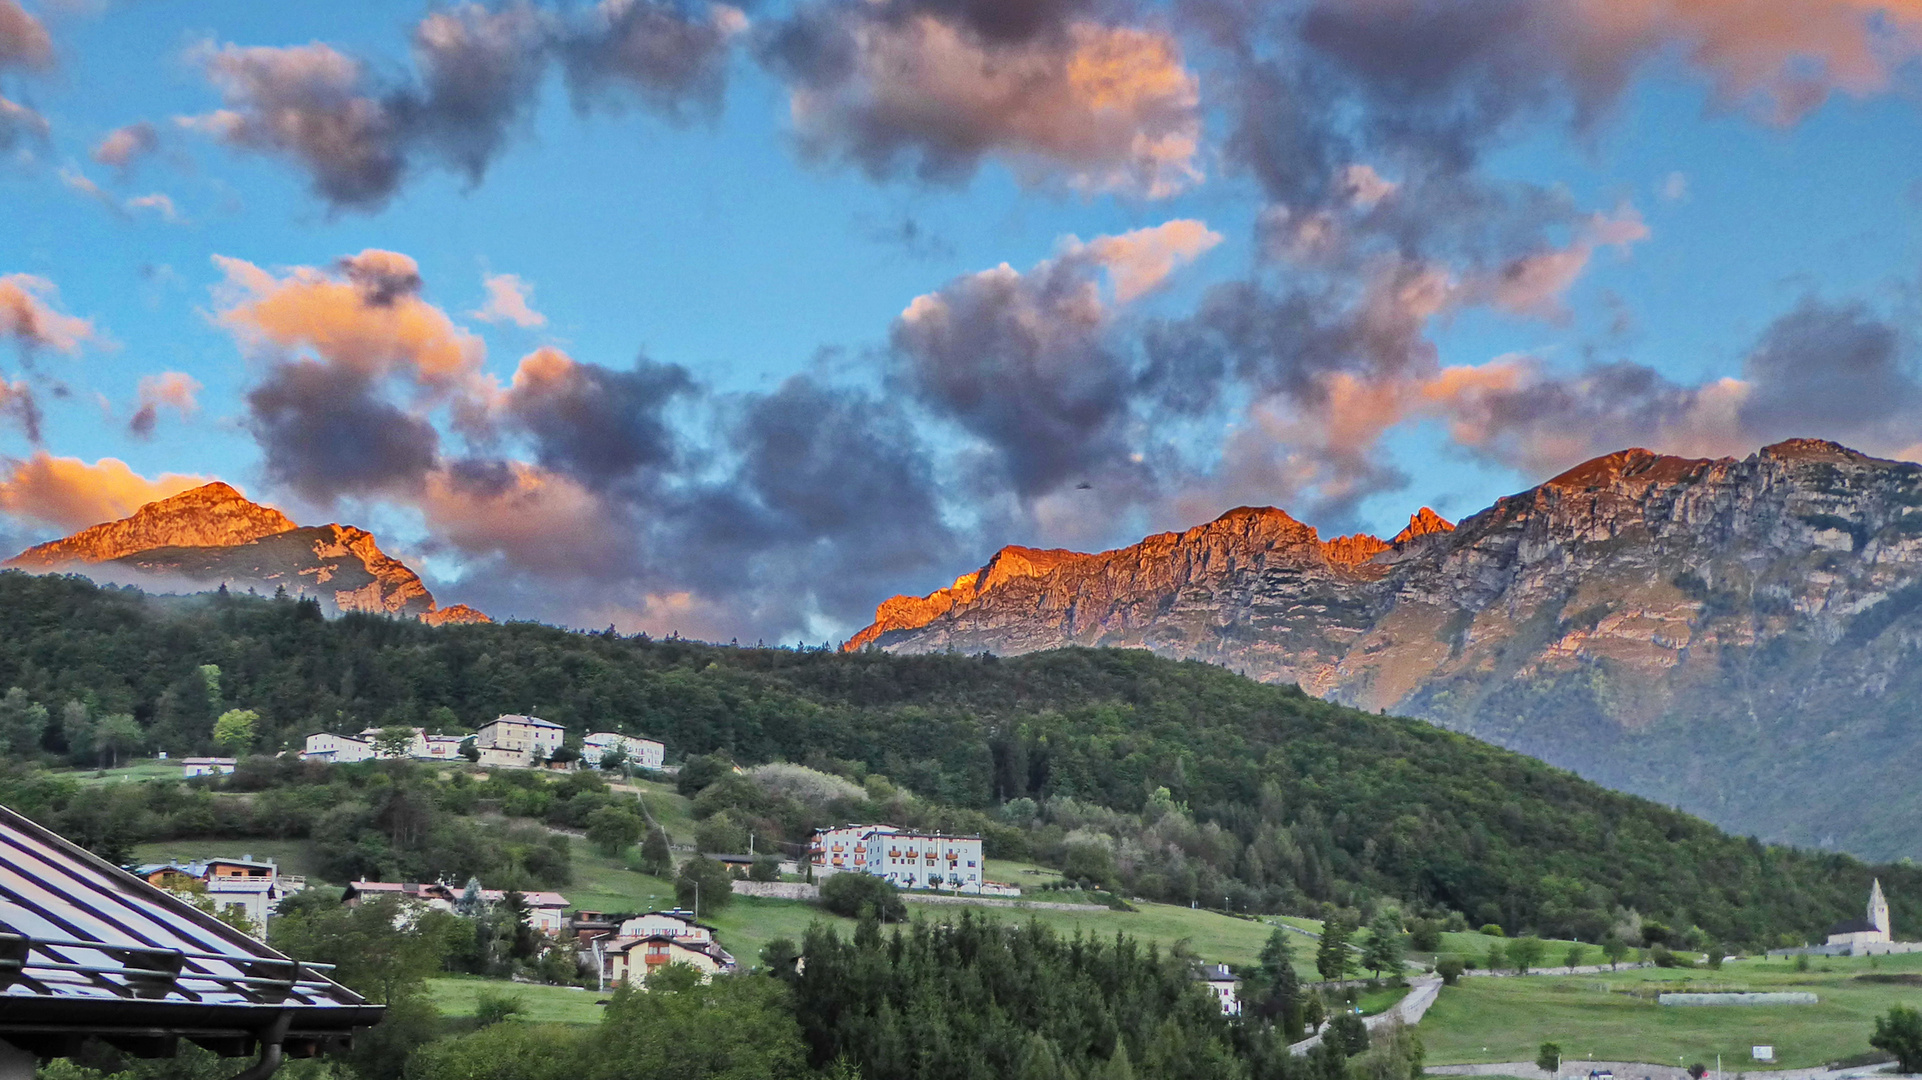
[1067, 219, 1223, 304]
[776, 12, 1201, 197]
[214, 250, 484, 390]
[0, 453, 211, 531]
[0, 274, 94, 354]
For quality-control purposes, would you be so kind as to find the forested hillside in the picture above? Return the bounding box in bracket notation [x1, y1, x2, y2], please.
[0, 570, 1899, 949]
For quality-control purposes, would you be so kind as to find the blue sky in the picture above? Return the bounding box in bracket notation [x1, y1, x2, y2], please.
[3, 0, 1921, 639]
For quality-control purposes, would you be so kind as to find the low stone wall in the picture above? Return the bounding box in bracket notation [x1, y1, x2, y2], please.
[731, 881, 819, 900]
[1658, 991, 1818, 1006]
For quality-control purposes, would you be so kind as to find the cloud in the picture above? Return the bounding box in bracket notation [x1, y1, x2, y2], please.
[1659, 171, 1689, 201]
[204, 248, 970, 641]
[127, 371, 201, 438]
[0, 274, 93, 354]
[0, 94, 47, 150]
[213, 250, 484, 389]
[471, 272, 546, 327]
[1064, 218, 1223, 303]
[891, 221, 1220, 499]
[92, 121, 159, 173]
[559, 0, 745, 121]
[759, 3, 1201, 196]
[0, 453, 209, 532]
[498, 346, 693, 490]
[184, 2, 743, 212]
[212, 250, 489, 502]
[1356, 297, 1922, 479]
[61, 167, 184, 222]
[245, 358, 444, 502]
[0, 0, 52, 72]
[0, 377, 37, 442]
[189, 41, 407, 210]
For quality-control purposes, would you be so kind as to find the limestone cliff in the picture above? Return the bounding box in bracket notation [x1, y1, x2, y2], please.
[4, 483, 489, 625]
[850, 440, 1922, 859]
[8, 483, 295, 567]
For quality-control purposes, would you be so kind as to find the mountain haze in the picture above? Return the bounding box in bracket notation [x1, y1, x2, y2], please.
[851, 439, 1922, 859]
[4, 483, 487, 625]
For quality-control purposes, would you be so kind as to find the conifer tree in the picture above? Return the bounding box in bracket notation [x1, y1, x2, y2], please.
[1317, 917, 1354, 984]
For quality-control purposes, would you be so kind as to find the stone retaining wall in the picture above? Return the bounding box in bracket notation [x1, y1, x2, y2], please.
[730, 881, 820, 900]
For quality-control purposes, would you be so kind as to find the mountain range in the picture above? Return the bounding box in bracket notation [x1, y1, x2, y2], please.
[4, 483, 487, 626]
[850, 438, 1922, 860]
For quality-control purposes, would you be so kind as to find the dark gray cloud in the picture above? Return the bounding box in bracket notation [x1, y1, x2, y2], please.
[246, 360, 442, 502]
[0, 379, 39, 443]
[1737, 298, 1914, 436]
[402, 4, 551, 182]
[559, 0, 739, 121]
[194, 2, 739, 212]
[889, 251, 1137, 499]
[499, 350, 695, 490]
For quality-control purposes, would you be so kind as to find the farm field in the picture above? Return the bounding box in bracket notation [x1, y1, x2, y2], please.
[64, 759, 185, 785]
[426, 977, 607, 1025]
[1418, 952, 1922, 1069]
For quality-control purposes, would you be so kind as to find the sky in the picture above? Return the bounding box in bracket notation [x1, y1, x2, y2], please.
[2, 0, 1922, 642]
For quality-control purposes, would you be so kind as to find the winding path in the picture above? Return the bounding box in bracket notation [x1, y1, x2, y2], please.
[1288, 976, 1442, 1054]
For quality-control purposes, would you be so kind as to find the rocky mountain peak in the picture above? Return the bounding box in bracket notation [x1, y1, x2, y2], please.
[1543, 447, 1727, 492]
[7, 482, 297, 569]
[4, 483, 488, 626]
[1392, 507, 1454, 544]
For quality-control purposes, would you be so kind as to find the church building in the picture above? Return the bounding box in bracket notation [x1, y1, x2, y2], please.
[1826, 879, 1894, 949]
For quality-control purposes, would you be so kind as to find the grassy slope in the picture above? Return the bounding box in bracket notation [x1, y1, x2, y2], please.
[1418, 951, 1922, 1069]
[68, 760, 188, 785]
[426, 976, 607, 1025]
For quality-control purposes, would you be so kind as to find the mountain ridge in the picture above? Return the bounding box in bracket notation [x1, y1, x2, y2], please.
[3, 483, 488, 625]
[849, 438, 1922, 859]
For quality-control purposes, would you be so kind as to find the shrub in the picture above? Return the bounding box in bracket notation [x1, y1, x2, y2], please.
[1435, 955, 1464, 986]
[1328, 1011, 1369, 1055]
[473, 989, 526, 1027]
[1479, 924, 1505, 938]
[1408, 918, 1444, 953]
[1872, 1005, 1922, 1073]
[820, 871, 906, 922]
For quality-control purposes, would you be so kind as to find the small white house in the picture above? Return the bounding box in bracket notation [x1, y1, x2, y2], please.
[182, 757, 236, 778]
[584, 732, 664, 770]
[300, 732, 376, 763]
[1195, 964, 1241, 1016]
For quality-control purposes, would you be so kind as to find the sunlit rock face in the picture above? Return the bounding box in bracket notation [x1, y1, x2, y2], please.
[851, 440, 1922, 859]
[5, 482, 488, 625]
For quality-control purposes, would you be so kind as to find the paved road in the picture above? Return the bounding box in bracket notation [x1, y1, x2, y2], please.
[1288, 977, 1441, 1054]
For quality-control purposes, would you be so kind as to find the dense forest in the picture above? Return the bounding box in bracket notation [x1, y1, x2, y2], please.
[0, 570, 1902, 948]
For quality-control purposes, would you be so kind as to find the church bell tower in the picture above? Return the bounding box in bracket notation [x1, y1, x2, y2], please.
[1871, 878, 1891, 939]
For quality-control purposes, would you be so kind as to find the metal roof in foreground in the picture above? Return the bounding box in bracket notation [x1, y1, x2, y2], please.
[0, 805, 383, 1060]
